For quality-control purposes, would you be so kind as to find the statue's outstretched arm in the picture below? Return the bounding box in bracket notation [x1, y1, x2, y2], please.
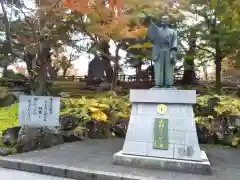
[147, 20, 158, 43]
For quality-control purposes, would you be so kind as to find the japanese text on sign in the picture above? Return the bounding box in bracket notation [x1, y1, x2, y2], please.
[19, 95, 60, 127]
[153, 118, 168, 150]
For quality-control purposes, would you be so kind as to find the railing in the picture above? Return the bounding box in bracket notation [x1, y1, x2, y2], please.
[0, 74, 238, 87]
[58, 74, 185, 83]
[222, 76, 240, 86]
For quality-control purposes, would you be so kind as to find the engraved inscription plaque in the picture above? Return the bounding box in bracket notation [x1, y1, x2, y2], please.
[153, 118, 168, 150]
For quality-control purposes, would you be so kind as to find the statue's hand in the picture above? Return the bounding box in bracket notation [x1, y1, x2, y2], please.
[170, 51, 176, 65]
[144, 15, 152, 25]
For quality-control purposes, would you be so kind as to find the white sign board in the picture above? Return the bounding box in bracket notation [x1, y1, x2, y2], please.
[19, 95, 60, 127]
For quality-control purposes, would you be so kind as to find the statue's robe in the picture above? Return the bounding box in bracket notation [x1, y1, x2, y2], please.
[147, 21, 178, 86]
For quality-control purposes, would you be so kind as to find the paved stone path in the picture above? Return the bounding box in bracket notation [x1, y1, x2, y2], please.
[0, 138, 239, 180]
[0, 167, 73, 180]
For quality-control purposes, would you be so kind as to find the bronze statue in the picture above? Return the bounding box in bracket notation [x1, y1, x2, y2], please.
[145, 13, 178, 87]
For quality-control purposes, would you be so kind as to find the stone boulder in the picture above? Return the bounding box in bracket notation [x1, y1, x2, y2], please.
[59, 115, 87, 142]
[16, 126, 64, 153]
[0, 86, 8, 98]
[59, 115, 80, 131]
[60, 125, 87, 142]
[115, 86, 123, 93]
[0, 94, 17, 107]
[111, 118, 129, 138]
[10, 91, 25, 100]
[86, 120, 112, 138]
[60, 102, 65, 109]
[0, 147, 12, 156]
[98, 82, 111, 92]
[2, 126, 21, 146]
[196, 124, 209, 144]
[59, 92, 70, 98]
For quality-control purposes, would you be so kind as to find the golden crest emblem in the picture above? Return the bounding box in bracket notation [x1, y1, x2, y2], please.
[157, 104, 167, 114]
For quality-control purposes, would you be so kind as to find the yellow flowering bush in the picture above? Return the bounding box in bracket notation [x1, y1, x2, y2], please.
[61, 94, 131, 125]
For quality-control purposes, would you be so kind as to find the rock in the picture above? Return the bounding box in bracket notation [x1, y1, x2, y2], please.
[86, 120, 112, 138]
[98, 82, 111, 92]
[16, 126, 64, 153]
[207, 97, 220, 111]
[86, 78, 103, 86]
[207, 133, 219, 144]
[0, 94, 17, 107]
[0, 86, 9, 99]
[215, 132, 224, 141]
[111, 118, 129, 138]
[10, 91, 25, 100]
[221, 134, 234, 146]
[196, 123, 209, 144]
[60, 102, 65, 109]
[115, 86, 123, 93]
[2, 126, 22, 146]
[60, 125, 87, 142]
[59, 92, 70, 98]
[59, 115, 87, 142]
[229, 115, 240, 125]
[59, 115, 81, 131]
[81, 85, 98, 91]
[0, 147, 11, 156]
[231, 135, 240, 147]
[196, 89, 202, 94]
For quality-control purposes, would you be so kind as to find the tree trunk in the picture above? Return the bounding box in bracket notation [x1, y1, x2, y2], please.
[30, 41, 51, 96]
[135, 65, 142, 83]
[212, 7, 222, 95]
[0, 0, 12, 53]
[182, 29, 197, 85]
[100, 41, 113, 82]
[47, 64, 58, 79]
[102, 58, 113, 82]
[2, 65, 8, 77]
[202, 65, 208, 81]
[33, 62, 50, 96]
[111, 44, 121, 91]
[62, 68, 68, 77]
[215, 38, 222, 95]
[182, 58, 197, 85]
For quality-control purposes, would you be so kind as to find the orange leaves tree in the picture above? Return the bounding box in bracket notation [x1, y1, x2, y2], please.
[62, 0, 175, 90]
[4, 0, 78, 95]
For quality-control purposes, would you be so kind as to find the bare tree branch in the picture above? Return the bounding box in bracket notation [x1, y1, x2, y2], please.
[196, 45, 215, 57]
[0, 0, 12, 53]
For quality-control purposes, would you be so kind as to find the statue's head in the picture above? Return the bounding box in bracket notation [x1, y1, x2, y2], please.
[161, 15, 169, 27]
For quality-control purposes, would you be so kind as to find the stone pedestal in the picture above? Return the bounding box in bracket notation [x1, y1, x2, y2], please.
[113, 89, 211, 174]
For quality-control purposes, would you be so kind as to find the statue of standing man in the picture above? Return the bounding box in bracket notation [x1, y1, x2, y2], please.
[145, 14, 178, 88]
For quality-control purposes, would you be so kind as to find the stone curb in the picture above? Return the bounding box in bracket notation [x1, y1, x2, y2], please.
[0, 157, 159, 180]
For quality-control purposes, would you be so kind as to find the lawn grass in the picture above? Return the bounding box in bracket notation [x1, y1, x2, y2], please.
[0, 104, 18, 135]
[0, 104, 18, 153]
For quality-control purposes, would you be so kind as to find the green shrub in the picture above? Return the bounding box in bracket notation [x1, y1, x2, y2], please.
[214, 95, 240, 116]
[61, 94, 131, 125]
[196, 94, 240, 116]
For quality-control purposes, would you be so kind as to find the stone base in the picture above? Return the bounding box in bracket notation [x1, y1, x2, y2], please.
[113, 150, 212, 175]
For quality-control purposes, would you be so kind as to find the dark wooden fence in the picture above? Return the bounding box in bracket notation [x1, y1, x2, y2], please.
[57, 74, 185, 83]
